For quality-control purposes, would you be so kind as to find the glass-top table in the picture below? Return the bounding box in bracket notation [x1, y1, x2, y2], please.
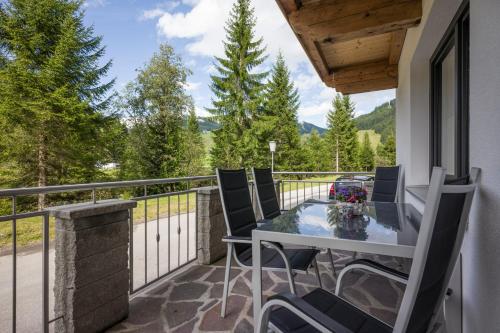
[251, 200, 422, 326]
[257, 200, 421, 247]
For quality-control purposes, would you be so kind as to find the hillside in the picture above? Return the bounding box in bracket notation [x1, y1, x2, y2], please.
[354, 99, 395, 143]
[197, 117, 327, 135]
[299, 122, 326, 135]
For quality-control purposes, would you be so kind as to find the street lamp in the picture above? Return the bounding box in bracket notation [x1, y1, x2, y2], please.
[269, 141, 276, 173]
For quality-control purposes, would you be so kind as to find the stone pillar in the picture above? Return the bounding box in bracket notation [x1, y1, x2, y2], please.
[197, 186, 226, 265]
[48, 199, 137, 333]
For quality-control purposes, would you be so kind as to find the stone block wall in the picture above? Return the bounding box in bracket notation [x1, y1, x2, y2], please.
[196, 186, 227, 265]
[49, 200, 137, 333]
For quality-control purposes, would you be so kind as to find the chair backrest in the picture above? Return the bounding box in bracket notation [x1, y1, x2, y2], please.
[252, 168, 281, 220]
[371, 165, 401, 202]
[394, 167, 479, 332]
[216, 169, 257, 255]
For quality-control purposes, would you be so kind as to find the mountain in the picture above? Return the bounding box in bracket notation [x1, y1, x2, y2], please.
[196, 117, 327, 135]
[299, 122, 327, 135]
[354, 99, 395, 143]
[197, 117, 219, 132]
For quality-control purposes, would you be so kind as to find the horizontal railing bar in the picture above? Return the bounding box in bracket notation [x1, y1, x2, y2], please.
[273, 171, 373, 176]
[132, 189, 198, 200]
[0, 175, 216, 197]
[0, 211, 49, 223]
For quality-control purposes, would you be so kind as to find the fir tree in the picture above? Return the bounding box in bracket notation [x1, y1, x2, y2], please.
[358, 132, 375, 171]
[0, 0, 114, 207]
[303, 130, 329, 171]
[377, 133, 396, 166]
[120, 44, 192, 180]
[251, 52, 302, 170]
[208, 0, 267, 168]
[326, 94, 359, 171]
[182, 109, 206, 176]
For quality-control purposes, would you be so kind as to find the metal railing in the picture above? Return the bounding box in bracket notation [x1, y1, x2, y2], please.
[272, 171, 374, 210]
[0, 175, 216, 333]
[0, 170, 374, 332]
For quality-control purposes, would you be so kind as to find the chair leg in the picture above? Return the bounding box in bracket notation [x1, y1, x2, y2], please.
[313, 257, 322, 289]
[327, 249, 337, 276]
[221, 243, 233, 318]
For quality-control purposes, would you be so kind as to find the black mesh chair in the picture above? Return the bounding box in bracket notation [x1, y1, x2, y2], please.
[253, 167, 338, 276]
[217, 169, 321, 318]
[371, 165, 401, 203]
[257, 167, 479, 333]
[252, 167, 283, 220]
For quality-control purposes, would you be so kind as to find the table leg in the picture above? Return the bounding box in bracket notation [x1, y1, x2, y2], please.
[252, 234, 262, 333]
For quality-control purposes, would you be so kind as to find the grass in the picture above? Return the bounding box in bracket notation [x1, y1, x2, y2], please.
[0, 175, 351, 249]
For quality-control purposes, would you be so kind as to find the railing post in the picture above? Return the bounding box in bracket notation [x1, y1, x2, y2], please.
[48, 199, 137, 333]
[275, 180, 281, 210]
[196, 186, 226, 265]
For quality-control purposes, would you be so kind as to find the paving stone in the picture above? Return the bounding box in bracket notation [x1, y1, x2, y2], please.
[172, 319, 196, 333]
[200, 299, 217, 311]
[173, 265, 213, 282]
[209, 283, 223, 299]
[169, 282, 208, 301]
[234, 318, 253, 333]
[164, 301, 203, 328]
[243, 270, 274, 291]
[294, 272, 319, 285]
[204, 267, 240, 283]
[127, 297, 165, 325]
[231, 278, 251, 296]
[199, 295, 246, 331]
[127, 321, 164, 333]
[147, 282, 171, 296]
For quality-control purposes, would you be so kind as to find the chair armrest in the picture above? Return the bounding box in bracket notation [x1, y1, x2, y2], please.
[346, 259, 409, 280]
[260, 292, 353, 333]
[336, 259, 408, 295]
[222, 236, 252, 244]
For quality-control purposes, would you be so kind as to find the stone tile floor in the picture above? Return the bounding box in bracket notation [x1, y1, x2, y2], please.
[108, 251, 410, 332]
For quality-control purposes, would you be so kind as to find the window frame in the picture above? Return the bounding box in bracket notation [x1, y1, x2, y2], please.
[430, 2, 470, 178]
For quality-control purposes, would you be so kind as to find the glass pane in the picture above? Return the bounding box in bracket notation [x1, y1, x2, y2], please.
[441, 47, 456, 175]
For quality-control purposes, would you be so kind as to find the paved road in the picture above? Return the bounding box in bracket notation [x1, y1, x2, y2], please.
[0, 184, 330, 332]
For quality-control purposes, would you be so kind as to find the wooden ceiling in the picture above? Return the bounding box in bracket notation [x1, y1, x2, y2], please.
[275, 0, 422, 94]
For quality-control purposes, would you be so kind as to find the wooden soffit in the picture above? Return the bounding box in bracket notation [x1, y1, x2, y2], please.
[276, 0, 422, 94]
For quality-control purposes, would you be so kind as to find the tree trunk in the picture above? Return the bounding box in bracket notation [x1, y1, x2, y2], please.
[37, 133, 47, 210]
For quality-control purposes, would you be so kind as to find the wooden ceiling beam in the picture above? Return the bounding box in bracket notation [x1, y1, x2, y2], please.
[290, 0, 421, 43]
[388, 29, 407, 64]
[333, 60, 398, 94]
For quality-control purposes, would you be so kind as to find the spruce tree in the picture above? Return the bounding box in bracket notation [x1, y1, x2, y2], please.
[251, 52, 302, 170]
[358, 132, 375, 171]
[0, 0, 114, 207]
[325, 94, 359, 171]
[208, 0, 267, 169]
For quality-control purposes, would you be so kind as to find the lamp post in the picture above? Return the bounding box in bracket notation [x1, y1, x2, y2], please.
[269, 141, 276, 173]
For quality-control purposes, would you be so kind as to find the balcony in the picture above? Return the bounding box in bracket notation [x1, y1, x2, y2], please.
[109, 251, 408, 332]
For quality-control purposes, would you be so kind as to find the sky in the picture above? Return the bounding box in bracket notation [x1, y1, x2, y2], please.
[83, 0, 395, 128]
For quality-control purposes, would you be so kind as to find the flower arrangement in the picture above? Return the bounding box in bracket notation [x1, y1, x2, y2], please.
[335, 186, 368, 203]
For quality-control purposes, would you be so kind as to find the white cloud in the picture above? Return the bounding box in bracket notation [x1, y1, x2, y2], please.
[350, 89, 395, 116]
[184, 81, 201, 91]
[83, 0, 108, 8]
[194, 105, 209, 117]
[143, 0, 307, 70]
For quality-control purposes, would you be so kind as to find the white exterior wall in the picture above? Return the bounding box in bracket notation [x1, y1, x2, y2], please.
[397, 0, 500, 331]
[464, 0, 500, 331]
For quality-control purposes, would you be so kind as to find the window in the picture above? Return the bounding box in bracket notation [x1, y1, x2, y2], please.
[430, 2, 469, 177]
